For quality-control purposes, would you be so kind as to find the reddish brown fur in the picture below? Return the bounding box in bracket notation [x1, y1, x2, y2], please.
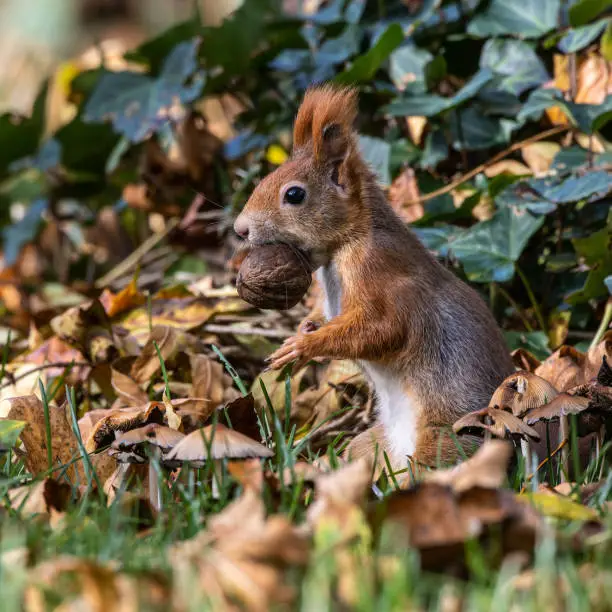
[235, 85, 514, 473]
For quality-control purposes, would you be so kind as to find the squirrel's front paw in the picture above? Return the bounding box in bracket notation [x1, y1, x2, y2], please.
[267, 335, 311, 371]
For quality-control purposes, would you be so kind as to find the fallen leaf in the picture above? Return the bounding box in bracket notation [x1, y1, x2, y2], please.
[519, 491, 598, 522]
[388, 168, 424, 223]
[111, 357, 149, 407]
[50, 299, 117, 364]
[427, 439, 514, 493]
[100, 276, 146, 318]
[6, 395, 81, 482]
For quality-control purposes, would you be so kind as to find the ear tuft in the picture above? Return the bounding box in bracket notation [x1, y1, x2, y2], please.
[293, 84, 358, 162]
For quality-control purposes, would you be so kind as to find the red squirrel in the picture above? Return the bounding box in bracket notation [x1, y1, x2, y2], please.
[234, 85, 514, 468]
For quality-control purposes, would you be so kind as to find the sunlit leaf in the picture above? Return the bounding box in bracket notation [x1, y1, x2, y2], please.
[448, 207, 544, 283]
[84, 39, 204, 143]
[468, 0, 560, 38]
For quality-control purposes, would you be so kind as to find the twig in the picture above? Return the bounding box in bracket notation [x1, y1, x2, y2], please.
[516, 265, 548, 335]
[203, 324, 293, 338]
[520, 438, 568, 493]
[402, 126, 571, 206]
[0, 361, 91, 391]
[590, 298, 612, 351]
[95, 218, 180, 289]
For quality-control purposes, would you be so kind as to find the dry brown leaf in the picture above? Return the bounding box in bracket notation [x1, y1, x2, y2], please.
[130, 326, 201, 386]
[186, 353, 227, 425]
[50, 299, 117, 365]
[171, 487, 308, 612]
[119, 299, 214, 343]
[586, 330, 612, 382]
[426, 439, 513, 493]
[511, 348, 541, 372]
[8, 478, 71, 519]
[111, 357, 149, 407]
[307, 456, 373, 526]
[6, 395, 82, 482]
[388, 168, 424, 223]
[343, 421, 387, 480]
[220, 394, 262, 441]
[521, 142, 560, 175]
[406, 115, 427, 146]
[24, 556, 170, 612]
[77, 409, 110, 442]
[99, 277, 146, 318]
[483, 160, 531, 177]
[536, 345, 587, 391]
[373, 478, 541, 572]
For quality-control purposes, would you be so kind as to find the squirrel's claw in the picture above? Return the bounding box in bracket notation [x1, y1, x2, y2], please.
[268, 335, 308, 371]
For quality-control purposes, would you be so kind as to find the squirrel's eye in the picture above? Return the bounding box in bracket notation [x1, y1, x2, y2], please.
[284, 186, 306, 205]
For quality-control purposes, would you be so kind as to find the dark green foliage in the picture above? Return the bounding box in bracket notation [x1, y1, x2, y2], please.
[1, 0, 611, 354]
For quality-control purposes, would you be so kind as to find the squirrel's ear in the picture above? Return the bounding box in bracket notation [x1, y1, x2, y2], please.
[321, 123, 349, 162]
[293, 85, 357, 162]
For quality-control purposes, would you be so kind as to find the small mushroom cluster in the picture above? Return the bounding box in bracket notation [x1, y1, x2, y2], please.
[454, 332, 612, 483]
[83, 396, 274, 511]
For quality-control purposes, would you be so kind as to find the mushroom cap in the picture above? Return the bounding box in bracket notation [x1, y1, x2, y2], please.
[490, 371, 558, 417]
[164, 423, 274, 466]
[453, 407, 540, 441]
[85, 404, 165, 452]
[523, 393, 590, 425]
[112, 423, 185, 454]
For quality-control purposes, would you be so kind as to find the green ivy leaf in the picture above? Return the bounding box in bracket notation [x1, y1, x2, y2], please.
[450, 108, 514, 150]
[335, 23, 404, 84]
[601, 20, 612, 59]
[569, 0, 612, 27]
[447, 206, 544, 283]
[529, 171, 612, 203]
[383, 68, 493, 117]
[84, 39, 204, 143]
[388, 44, 433, 91]
[558, 19, 609, 53]
[519, 88, 612, 133]
[0, 81, 47, 177]
[126, 19, 203, 73]
[503, 331, 551, 359]
[468, 0, 560, 39]
[358, 135, 391, 186]
[0, 420, 27, 451]
[2, 199, 48, 266]
[480, 39, 549, 95]
[567, 212, 612, 304]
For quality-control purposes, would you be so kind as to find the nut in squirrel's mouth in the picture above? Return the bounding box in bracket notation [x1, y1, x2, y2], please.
[241, 240, 317, 272]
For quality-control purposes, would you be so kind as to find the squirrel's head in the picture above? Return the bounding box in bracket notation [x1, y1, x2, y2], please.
[234, 85, 365, 268]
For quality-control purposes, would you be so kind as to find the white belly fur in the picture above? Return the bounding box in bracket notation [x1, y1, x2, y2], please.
[315, 267, 417, 463]
[360, 361, 417, 462]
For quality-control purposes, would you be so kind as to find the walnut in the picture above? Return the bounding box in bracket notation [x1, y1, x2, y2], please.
[236, 244, 312, 310]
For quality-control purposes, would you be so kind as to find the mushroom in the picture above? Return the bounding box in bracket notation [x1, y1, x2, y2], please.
[85, 403, 166, 453]
[165, 423, 274, 498]
[564, 356, 612, 474]
[109, 423, 185, 511]
[523, 394, 590, 482]
[453, 407, 540, 480]
[490, 371, 558, 417]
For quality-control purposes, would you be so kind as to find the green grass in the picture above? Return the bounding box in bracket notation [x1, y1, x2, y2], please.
[1, 366, 612, 611]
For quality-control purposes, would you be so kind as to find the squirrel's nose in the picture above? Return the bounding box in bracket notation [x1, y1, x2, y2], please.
[234, 216, 249, 240]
